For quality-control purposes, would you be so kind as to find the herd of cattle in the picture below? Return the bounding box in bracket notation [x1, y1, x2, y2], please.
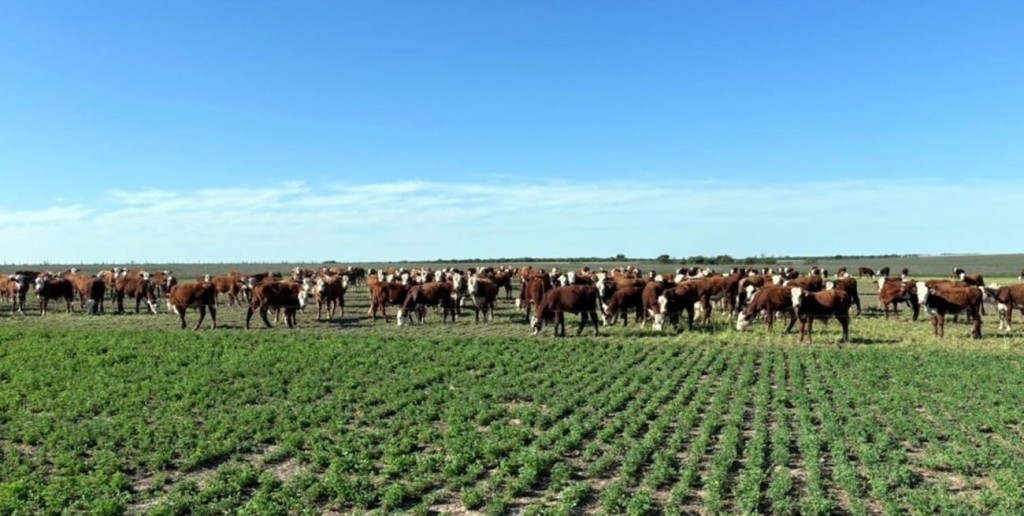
[1, 264, 1023, 341]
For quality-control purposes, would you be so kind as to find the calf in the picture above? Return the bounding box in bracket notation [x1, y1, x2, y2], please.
[397, 281, 456, 326]
[246, 280, 310, 329]
[641, 280, 675, 329]
[735, 285, 797, 333]
[603, 285, 644, 327]
[983, 284, 1024, 331]
[791, 288, 851, 344]
[915, 282, 982, 339]
[34, 275, 75, 316]
[167, 282, 218, 330]
[467, 275, 499, 323]
[531, 285, 600, 337]
[211, 273, 248, 306]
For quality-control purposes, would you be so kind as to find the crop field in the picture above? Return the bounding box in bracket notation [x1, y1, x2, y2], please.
[2, 260, 1024, 514]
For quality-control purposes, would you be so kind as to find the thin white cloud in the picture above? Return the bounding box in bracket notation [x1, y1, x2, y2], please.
[0, 178, 1019, 263]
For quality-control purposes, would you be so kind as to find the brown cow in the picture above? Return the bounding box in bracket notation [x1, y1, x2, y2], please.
[246, 280, 310, 329]
[983, 284, 1024, 331]
[7, 271, 40, 314]
[958, 272, 985, 287]
[370, 282, 409, 324]
[915, 281, 982, 339]
[397, 281, 456, 326]
[211, 273, 248, 307]
[167, 282, 218, 330]
[735, 285, 797, 333]
[151, 270, 175, 298]
[60, 271, 106, 315]
[34, 274, 75, 316]
[115, 270, 157, 314]
[603, 285, 644, 327]
[531, 285, 600, 337]
[313, 275, 349, 321]
[857, 267, 875, 278]
[791, 288, 851, 345]
[519, 276, 550, 322]
[641, 280, 675, 329]
[655, 283, 700, 331]
[876, 278, 919, 320]
[686, 275, 743, 323]
[827, 277, 862, 316]
[467, 275, 499, 323]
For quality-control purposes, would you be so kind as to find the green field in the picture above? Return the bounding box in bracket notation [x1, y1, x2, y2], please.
[2, 259, 1024, 514]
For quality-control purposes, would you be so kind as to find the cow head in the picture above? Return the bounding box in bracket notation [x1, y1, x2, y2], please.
[9, 274, 25, 292]
[314, 278, 327, 298]
[914, 281, 933, 313]
[34, 276, 47, 292]
[530, 314, 542, 335]
[736, 310, 753, 331]
[825, 281, 835, 291]
[202, 274, 211, 283]
[139, 271, 151, 282]
[297, 288, 309, 310]
[958, 272, 967, 281]
[790, 288, 805, 314]
[340, 275, 350, 290]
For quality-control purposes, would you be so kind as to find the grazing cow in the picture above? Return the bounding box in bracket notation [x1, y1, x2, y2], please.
[246, 280, 310, 329]
[370, 282, 410, 324]
[791, 288, 851, 345]
[603, 285, 644, 326]
[916, 282, 982, 339]
[467, 275, 499, 323]
[735, 285, 798, 332]
[656, 283, 700, 331]
[34, 275, 75, 316]
[827, 277, 862, 316]
[115, 271, 157, 314]
[857, 267, 876, 278]
[397, 281, 456, 326]
[531, 285, 600, 337]
[313, 275, 349, 321]
[877, 278, 920, 320]
[983, 284, 1024, 331]
[167, 282, 218, 330]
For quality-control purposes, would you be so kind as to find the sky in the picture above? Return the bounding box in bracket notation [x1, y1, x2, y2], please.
[2, 1, 1022, 263]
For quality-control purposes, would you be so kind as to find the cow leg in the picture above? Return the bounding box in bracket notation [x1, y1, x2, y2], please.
[39, 298, 46, 317]
[285, 308, 295, 328]
[838, 315, 849, 344]
[590, 310, 600, 336]
[178, 306, 188, 329]
[194, 306, 207, 331]
[854, 295, 862, 316]
[971, 309, 982, 339]
[576, 312, 587, 336]
[785, 311, 798, 334]
[208, 306, 217, 330]
[261, 307, 273, 328]
[245, 307, 255, 329]
[555, 312, 565, 337]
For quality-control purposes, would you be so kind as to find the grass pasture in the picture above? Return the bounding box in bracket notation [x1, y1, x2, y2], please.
[2, 258, 1024, 514]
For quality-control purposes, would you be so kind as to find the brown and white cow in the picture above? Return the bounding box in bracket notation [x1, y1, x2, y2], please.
[6, 271, 40, 314]
[397, 281, 456, 326]
[167, 281, 218, 330]
[641, 279, 675, 329]
[151, 270, 175, 298]
[983, 284, 1024, 331]
[735, 285, 797, 333]
[916, 281, 982, 339]
[519, 276, 550, 322]
[313, 275, 349, 321]
[791, 288, 851, 345]
[876, 278, 919, 320]
[656, 283, 700, 331]
[531, 285, 600, 337]
[115, 270, 158, 314]
[246, 280, 310, 329]
[826, 277, 861, 316]
[34, 274, 75, 316]
[603, 285, 644, 327]
[370, 281, 409, 324]
[467, 275, 499, 323]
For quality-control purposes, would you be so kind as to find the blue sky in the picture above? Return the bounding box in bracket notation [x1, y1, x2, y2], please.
[2, 2, 1022, 263]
